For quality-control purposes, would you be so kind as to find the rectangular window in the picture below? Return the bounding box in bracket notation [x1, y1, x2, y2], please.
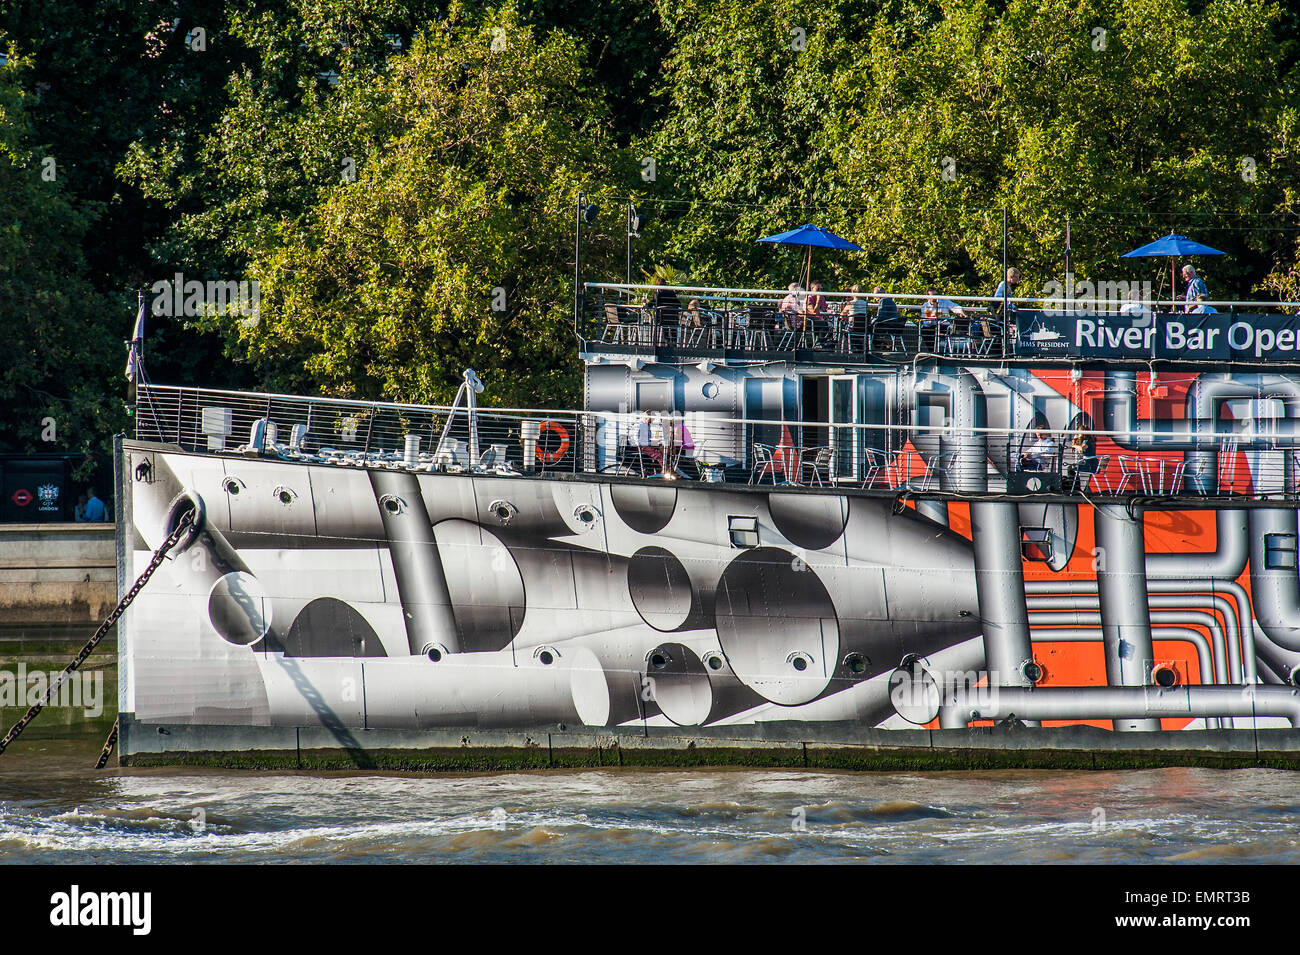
[1020, 527, 1054, 562]
[636, 380, 672, 413]
[728, 515, 759, 548]
[1265, 533, 1296, 570]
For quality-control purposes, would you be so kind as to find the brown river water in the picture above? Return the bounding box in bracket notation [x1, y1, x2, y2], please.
[0, 735, 1298, 863]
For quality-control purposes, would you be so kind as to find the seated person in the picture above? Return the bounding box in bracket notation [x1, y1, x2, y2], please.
[804, 281, 826, 314]
[1188, 293, 1218, 314]
[1019, 425, 1057, 472]
[684, 298, 703, 329]
[1119, 299, 1155, 321]
[844, 285, 870, 320]
[1063, 429, 1098, 486]
[779, 283, 804, 328]
[871, 285, 899, 322]
[839, 285, 869, 347]
[920, 287, 966, 342]
[803, 281, 828, 341]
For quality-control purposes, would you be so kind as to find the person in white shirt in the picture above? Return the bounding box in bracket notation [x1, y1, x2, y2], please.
[1020, 426, 1057, 471]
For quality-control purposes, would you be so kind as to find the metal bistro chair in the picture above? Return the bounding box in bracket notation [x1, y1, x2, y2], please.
[1220, 438, 1239, 493]
[800, 446, 833, 487]
[944, 316, 974, 356]
[749, 444, 779, 485]
[748, 306, 774, 350]
[1115, 455, 1152, 494]
[681, 312, 702, 347]
[871, 317, 908, 353]
[729, 308, 748, 348]
[601, 303, 624, 343]
[860, 447, 894, 489]
[1170, 455, 1217, 495]
[655, 304, 681, 346]
[915, 450, 955, 492]
[973, 315, 1001, 357]
[1072, 454, 1110, 493]
[776, 313, 798, 351]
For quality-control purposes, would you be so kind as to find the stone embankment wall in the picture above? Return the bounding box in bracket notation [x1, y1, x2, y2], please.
[0, 523, 116, 625]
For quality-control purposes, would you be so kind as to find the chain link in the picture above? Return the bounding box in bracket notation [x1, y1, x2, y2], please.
[0, 508, 196, 758]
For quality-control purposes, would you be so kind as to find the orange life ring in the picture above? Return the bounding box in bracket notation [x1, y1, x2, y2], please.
[535, 420, 570, 464]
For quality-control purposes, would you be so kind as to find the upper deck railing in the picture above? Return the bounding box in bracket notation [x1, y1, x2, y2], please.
[134, 383, 1300, 501]
[580, 282, 1300, 365]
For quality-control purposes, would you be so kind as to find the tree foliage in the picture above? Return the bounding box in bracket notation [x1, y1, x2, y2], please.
[227, 6, 629, 406]
[1, 0, 1299, 469]
[0, 57, 123, 474]
[645, 0, 1298, 298]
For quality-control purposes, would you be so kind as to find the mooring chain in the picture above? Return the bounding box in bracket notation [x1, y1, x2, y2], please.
[94, 716, 120, 769]
[0, 508, 195, 759]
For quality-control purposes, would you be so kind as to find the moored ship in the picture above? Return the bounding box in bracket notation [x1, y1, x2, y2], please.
[115, 276, 1300, 765]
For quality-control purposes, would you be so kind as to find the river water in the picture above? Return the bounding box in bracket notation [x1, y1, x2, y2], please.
[1, 737, 1298, 864]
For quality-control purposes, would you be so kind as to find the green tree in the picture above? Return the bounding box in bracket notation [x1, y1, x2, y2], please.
[224, 7, 629, 407]
[644, 0, 1296, 300]
[0, 56, 123, 476]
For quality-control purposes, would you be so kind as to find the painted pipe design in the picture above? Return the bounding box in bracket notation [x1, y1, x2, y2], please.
[254, 646, 611, 729]
[1026, 577, 1257, 687]
[1145, 509, 1248, 580]
[1251, 622, 1300, 687]
[642, 642, 765, 726]
[1093, 504, 1158, 730]
[1027, 598, 1235, 686]
[1248, 508, 1300, 652]
[971, 501, 1035, 691]
[1103, 370, 1300, 493]
[938, 685, 1300, 728]
[910, 367, 988, 492]
[1027, 622, 1223, 729]
[369, 470, 460, 655]
[728, 636, 988, 727]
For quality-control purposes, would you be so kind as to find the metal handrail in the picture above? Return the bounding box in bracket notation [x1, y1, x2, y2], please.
[586, 281, 1300, 310]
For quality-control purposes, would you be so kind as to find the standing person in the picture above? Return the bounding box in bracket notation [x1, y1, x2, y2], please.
[648, 276, 681, 345]
[992, 267, 1021, 312]
[74, 492, 88, 523]
[83, 487, 107, 522]
[1182, 265, 1208, 313]
[984, 267, 1020, 346]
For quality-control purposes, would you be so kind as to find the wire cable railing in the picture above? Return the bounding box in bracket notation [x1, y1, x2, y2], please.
[133, 383, 1300, 500]
[579, 282, 1300, 364]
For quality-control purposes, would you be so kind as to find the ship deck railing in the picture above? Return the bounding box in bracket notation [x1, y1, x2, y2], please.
[579, 282, 1299, 365]
[134, 383, 1300, 500]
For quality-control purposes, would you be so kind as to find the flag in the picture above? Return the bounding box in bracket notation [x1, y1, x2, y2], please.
[125, 292, 146, 384]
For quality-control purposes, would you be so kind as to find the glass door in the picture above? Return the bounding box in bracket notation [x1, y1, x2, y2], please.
[829, 375, 859, 482]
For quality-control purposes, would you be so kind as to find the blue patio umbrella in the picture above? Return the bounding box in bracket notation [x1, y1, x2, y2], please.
[757, 223, 863, 287]
[1121, 232, 1225, 306]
